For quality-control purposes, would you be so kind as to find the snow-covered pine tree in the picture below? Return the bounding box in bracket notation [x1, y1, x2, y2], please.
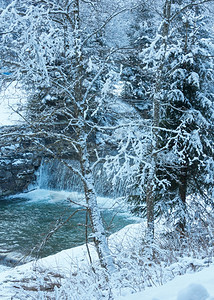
[131, 0, 214, 233]
[105, 0, 214, 239]
[118, 0, 174, 239]
[119, 2, 156, 114]
[158, 1, 214, 231]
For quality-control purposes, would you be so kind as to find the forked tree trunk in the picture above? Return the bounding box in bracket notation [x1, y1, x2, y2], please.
[83, 164, 115, 273]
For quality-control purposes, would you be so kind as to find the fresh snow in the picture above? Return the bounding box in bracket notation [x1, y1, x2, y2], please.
[0, 244, 98, 299]
[0, 265, 10, 273]
[116, 264, 214, 300]
[0, 223, 213, 300]
[177, 284, 210, 300]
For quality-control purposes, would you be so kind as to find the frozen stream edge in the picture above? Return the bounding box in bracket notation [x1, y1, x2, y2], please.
[0, 223, 214, 300]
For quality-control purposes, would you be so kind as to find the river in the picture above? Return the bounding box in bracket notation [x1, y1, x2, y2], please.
[0, 189, 135, 263]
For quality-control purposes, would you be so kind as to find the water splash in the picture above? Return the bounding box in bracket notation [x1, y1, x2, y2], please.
[36, 158, 122, 197]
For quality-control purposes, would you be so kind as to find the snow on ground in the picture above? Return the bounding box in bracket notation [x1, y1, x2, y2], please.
[116, 263, 214, 300]
[0, 223, 213, 300]
[0, 243, 98, 299]
[0, 83, 26, 126]
[0, 266, 10, 273]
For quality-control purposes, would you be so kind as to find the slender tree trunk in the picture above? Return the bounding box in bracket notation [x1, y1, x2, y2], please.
[72, 0, 115, 282]
[178, 158, 188, 233]
[146, 0, 172, 240]
[146, 173, 155, 241]
[78, 134, 116, 287]
[83, 167, 115, 274]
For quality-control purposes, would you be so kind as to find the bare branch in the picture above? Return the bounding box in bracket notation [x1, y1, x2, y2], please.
[82, 3, 142, 46]
[170, 0, 214, 22]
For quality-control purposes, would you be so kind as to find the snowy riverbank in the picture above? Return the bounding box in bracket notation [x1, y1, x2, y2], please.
[0, 223, 213, 300]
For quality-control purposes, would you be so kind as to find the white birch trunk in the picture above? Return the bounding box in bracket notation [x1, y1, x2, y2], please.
[72, 0, 115, 277]
[78, 133, 115, 275]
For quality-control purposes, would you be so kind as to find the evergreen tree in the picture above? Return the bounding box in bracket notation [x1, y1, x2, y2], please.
[136, 0, 214, 232]
[106, 0, 214, 238]
[159, 3, 214, 230]
[120, 2, 156, 116]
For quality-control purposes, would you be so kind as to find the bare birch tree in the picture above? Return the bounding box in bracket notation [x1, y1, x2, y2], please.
[0, 0, 130, 284]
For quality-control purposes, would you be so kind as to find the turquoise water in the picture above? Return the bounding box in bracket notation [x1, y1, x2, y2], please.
[0, 190, 134, 260]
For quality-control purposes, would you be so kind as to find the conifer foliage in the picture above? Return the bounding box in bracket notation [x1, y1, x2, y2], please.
[107, 0, 214, 236]
[137, 0, 214, 232]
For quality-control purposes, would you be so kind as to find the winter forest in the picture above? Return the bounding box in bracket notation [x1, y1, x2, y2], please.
[0, 0, 214, 299]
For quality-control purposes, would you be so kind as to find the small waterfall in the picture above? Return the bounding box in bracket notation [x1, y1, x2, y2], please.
[37, 159, 83, 192]
[36, 158, 120, 197]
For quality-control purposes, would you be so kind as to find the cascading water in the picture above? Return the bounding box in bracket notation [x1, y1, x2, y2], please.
[36, 158, 121, 197]
[37, 159, 84, 193]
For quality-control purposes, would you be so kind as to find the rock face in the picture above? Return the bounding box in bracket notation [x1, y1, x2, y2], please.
[0, 125, 115, 197]
[0, 155, 40, 197]
[0, 126, 41, 197]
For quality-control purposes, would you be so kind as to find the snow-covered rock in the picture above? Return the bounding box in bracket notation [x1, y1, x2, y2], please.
[177, 284, 209, 300]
